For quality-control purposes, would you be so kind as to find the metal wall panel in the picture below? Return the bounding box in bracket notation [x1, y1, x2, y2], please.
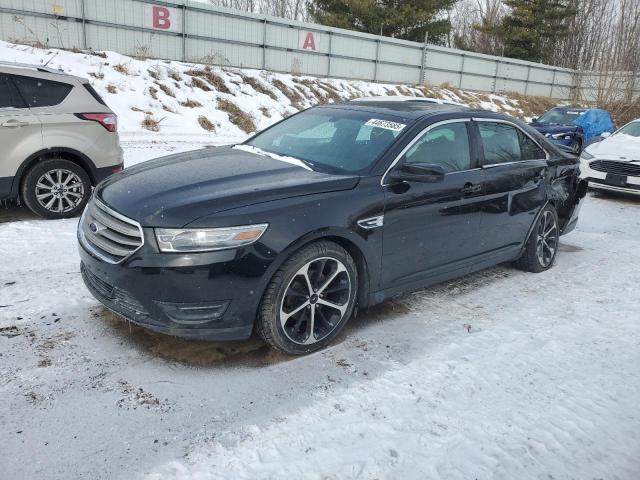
[0, 0, 636, 101]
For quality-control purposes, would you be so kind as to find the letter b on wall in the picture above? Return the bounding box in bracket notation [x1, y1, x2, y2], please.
[145, 4, 181, 33]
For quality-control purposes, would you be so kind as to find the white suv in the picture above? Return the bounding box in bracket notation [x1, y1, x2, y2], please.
[0, 62, 123, 219]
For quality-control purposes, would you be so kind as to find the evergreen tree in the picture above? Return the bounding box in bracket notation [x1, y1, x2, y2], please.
[476, 0, 577, 64]
[309, 0, 457, 44]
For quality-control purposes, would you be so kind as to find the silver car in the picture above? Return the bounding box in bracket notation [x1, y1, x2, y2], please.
[0, 62, 123, 218]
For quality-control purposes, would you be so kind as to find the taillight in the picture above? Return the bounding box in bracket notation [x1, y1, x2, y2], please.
[76, 113, 117, 132]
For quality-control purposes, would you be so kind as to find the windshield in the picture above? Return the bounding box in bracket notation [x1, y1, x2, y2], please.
[617, 122, 640, 137]
[536, 109, 584, 125]
[246, 108, 408, 174]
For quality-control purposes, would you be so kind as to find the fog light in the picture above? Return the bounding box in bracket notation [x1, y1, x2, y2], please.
[154, 300, 229, 325]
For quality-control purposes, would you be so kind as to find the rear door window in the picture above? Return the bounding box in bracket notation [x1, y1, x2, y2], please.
[12, 75, 73, 108]
[478, 122, 546, 165]
[0, 74, 27, 109]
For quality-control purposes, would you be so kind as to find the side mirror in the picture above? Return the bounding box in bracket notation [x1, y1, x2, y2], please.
[390, 163, 446, 183]
[531, 117, 538, 123]
[601, 131, 611, 138]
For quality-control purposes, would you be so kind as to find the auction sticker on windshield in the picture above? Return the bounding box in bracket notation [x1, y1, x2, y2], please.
[365, 119, 407, 132]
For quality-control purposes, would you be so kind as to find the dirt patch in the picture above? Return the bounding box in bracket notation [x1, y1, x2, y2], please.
[96, 308, 290, 367]
[217, 98, 256, 133]
[38, 331, 75, 351]
[106, 84, 117, 94]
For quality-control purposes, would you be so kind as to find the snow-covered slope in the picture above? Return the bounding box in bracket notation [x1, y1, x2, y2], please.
[0, 41, 548, 140]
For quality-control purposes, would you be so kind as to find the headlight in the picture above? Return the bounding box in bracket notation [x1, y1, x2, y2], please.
[155, 224, 268, 252]
[551, 132, 572, 140]
[579, 151, 594, 161]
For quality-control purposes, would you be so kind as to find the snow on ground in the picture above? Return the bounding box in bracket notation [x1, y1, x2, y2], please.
[1, 136, 639, 479]
[0, 40, 537, 141]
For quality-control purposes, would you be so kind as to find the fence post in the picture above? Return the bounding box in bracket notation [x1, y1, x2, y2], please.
[524, 65, 531, 96]
[80, 0, 87, 49]
[492, 60, 499, 93]
[459, 53, 465, 89]
[550, 69, 557, 98]
[262, 19, 267, 70]
[419, 31, 428, 85]
[327, 31, 332, 78]
[181, 4, 186, 61]
[373, 38, 380, 82]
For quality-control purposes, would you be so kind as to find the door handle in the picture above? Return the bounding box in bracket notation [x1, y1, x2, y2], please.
[1, 120, 30, 128]
[461, 183, 481, 195]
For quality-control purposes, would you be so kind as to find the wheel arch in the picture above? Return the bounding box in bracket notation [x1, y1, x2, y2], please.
[270, 229, 373, 310]
[12, 147, 98, 197]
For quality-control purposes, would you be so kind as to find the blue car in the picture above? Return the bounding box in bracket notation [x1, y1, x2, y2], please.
[530, 107, 615, 153]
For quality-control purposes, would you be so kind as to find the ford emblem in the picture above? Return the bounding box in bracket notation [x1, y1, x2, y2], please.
[89, 222, 99, 233]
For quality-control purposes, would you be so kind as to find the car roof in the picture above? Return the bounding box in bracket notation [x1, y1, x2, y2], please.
[321, 98, 470, 120]
[0, 61, 86, 83]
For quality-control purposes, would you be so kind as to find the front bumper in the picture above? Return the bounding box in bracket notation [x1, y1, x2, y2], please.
[79, 236, 272, 341]
[580, 159, 640, 196]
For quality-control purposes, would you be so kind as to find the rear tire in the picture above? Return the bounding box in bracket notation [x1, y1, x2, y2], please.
[256, 241, 358, 355]
[515, 204, 560, 273]
[21, 159, 91, 219]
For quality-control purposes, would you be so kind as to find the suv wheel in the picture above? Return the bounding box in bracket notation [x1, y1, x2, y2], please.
[257, 241, 358, 355]
[515, 204, 560, 273]
[21, 159, 91, 219]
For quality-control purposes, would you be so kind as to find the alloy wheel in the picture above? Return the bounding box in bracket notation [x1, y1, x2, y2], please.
[536, 210, 558, 267]
[279, 257, 351, 345]
[35, 169, 85, 213]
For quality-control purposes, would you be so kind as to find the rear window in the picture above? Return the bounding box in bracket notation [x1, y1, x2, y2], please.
[0, 75, 26, 109]
[12, 75, 73, 108]
[83, 83, 106, 106]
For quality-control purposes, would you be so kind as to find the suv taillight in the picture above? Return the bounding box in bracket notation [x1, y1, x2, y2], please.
[76, 113, 117, 132]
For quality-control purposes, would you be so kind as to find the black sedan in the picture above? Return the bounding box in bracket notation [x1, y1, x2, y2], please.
[78, 99, 586, 355]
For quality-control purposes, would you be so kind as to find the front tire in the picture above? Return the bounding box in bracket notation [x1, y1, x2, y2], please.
[21, 159, 91, 219]
[515, 204, 560, 273]
[257, 241, 358, 355]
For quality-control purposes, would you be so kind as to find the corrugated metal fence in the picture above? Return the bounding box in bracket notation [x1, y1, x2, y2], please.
[0, 0, 637, 101]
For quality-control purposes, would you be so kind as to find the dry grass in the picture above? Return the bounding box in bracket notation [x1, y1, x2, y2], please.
[180, 99, 202, 108]
[503, 91, 559, 119]
[162, 103, 176, 113]
[318, 83, 342, 103]
[241, 75, 278, 100]
[148, 86, 158, 100]
[157, 82, 175, 98]
[217, 98, 255, 133]
[113, 63, 129, 74]
[141, 114, 162, 132]
[259, 106, 272, 118]
[191, 77, 211, 92]
[186, 68, 230, 93]
[88, 71, 104, 80]
[198, 115, 216, 132]
[106, 84, 117, 94]
[168, 70, 182, 82]
[272, 79, 304, 109]
[147, 68, 160, 80]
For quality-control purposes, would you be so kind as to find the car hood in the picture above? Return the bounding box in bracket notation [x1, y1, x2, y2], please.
[530, 123, 579, 136]
[585, 133, 640, 160]
[95, 146, 360, 227]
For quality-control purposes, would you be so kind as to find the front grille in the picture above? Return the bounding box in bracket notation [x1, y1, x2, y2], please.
[590, 160, 640, 177]
[81, 264, 149, 317]
[80, 198, 143, 263]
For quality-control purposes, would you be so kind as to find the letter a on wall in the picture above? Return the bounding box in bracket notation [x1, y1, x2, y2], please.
[145, 4, 182, 33]
[302, 32, 316, 51]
